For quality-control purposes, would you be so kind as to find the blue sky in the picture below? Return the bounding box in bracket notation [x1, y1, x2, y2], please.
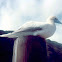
[0, 0, 62, 43]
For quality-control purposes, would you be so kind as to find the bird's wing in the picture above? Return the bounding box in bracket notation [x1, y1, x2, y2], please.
[15, 21, 46, 32]
[0, 21, 47, 38]
[19, 27, 42, 32]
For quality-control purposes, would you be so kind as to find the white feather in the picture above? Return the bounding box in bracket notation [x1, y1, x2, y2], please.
[0, 16, 61, 38]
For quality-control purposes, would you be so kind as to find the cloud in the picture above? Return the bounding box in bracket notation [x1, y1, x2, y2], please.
[41, 0, 62, 19]
[0, 0, 44, 30]
[0, 0, 42, 30]
[0, 0, 62, 29]
[0, 0, 23, 30]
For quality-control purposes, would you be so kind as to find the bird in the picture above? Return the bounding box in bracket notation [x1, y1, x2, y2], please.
[0, 16, 62, 38]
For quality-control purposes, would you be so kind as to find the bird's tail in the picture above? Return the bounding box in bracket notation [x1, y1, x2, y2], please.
[0, 33, 18, 38]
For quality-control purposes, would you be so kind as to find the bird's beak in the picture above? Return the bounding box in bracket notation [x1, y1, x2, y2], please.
[58, 21, 62, 24]
[56, 19, 62, 24]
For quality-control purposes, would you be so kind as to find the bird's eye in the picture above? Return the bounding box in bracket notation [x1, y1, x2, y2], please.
[54, 18, 57, 20]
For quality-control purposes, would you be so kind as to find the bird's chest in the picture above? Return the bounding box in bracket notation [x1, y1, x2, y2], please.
[43, 25, 56, 37]
[34, 24, 56, 38]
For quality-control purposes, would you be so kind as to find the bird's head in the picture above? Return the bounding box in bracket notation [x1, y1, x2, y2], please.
[49, 16, 62, 24]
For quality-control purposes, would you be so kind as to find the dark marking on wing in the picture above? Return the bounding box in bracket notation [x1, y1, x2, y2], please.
[21, 27, 42, 32]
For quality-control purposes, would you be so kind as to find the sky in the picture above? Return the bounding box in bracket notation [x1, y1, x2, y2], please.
[0, 0, 62, 43]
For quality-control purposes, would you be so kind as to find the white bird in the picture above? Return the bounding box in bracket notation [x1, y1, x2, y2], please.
[0, 16, 62, 38]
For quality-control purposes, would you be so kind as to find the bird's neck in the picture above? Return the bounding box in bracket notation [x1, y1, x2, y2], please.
[47, 19, 55, 25]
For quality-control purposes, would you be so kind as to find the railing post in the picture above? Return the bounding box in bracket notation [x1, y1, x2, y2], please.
[12, 35, 47, 62]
